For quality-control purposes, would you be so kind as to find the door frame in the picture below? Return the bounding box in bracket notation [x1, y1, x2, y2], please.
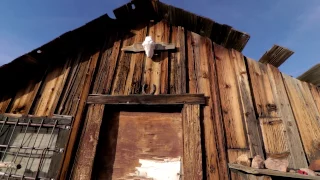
[75, 94, 206, 180]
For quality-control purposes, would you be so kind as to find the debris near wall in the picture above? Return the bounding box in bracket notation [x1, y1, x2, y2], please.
[309, 159, 320, 172]
[264, 157, 288, 172]
[251, 155, 265, 169]
[231, 155, 320, 178]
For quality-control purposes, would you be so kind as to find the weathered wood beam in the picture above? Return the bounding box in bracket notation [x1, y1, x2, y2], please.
[121, 42, 175, 52]
[297, 64, 320, 87]
[259, 45, 294, 67]
[87, 94, 206, 105]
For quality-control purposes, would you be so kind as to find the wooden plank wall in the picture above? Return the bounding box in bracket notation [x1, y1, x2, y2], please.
[1, 20, 320, 180]
[247, 59, 307, 168]
[0, 23, 108, 180]
[70, 21, 230, 179]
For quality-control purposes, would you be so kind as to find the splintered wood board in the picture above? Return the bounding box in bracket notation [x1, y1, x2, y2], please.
[94, 111, 183, 179]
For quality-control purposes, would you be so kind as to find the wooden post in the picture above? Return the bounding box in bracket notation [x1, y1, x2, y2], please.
[182, 104, 202, 180]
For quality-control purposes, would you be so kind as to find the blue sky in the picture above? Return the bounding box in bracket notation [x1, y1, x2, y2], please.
[0, 0, 319, 77]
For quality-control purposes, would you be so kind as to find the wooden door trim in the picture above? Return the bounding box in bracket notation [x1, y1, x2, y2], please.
[182, 104, 203, 179]
[73, 94, 204, 180]
[86, 94, 206, 105]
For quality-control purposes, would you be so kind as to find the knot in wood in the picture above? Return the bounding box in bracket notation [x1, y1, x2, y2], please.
[266, 104, 277, 112]
[202, 72, 208, 78]
[209, 165, 216, 173]
[142, 84, 156, 95]
[240, 71, 247, 75]
[215, 56, 222, 61]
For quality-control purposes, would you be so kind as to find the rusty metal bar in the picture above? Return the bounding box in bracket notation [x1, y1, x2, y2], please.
[0, 145, 57, 151]
[1, 121, 18, 162]
[0, 121, 69, 129]
[0, 150, 53, 158]
[6, 119, 31, 177]
[37, 120, 58, 177]
[0, 114, 71, 179]
[0, 172, 49, 180]
[0, 120, 18, 180]
[0, 117, 8, 133]
[21, 119, 44, 180]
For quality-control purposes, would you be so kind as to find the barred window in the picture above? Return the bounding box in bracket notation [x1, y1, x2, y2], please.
[0, 114, 72, 180]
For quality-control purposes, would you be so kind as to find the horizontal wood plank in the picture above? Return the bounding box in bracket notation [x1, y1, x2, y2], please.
[229, 164, 319, 180]
[87, 94, 206, 105]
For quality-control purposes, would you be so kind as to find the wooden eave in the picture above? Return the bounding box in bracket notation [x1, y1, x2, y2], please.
[259, 44, 294, 68]
[297, 63, 320, 87]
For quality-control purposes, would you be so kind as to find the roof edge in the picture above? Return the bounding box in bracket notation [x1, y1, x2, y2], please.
[0, 0, 250, 88]
[114, 0, 250, 51]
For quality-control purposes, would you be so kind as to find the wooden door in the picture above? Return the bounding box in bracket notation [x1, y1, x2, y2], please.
[93, 106, 183, 180]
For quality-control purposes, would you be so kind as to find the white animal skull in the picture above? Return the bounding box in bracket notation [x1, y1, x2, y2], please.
[142, 36, 156, 58]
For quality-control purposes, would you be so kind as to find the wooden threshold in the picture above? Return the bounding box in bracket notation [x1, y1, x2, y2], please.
[87, 94, 206, 105]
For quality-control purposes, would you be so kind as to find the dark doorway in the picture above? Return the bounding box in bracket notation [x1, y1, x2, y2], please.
[93, 106, 183, 180]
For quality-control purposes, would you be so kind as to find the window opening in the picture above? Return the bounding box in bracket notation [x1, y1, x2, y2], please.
[0, 114, 72, 179]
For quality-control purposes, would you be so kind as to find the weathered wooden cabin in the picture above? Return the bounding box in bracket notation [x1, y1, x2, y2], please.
[0, 0, 320, 179]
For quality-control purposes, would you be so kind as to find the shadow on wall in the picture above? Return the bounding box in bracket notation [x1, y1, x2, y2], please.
[0, 14, 156, 114]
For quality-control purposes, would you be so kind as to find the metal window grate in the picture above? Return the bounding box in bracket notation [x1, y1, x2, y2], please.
[0, 114, 73, 180]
